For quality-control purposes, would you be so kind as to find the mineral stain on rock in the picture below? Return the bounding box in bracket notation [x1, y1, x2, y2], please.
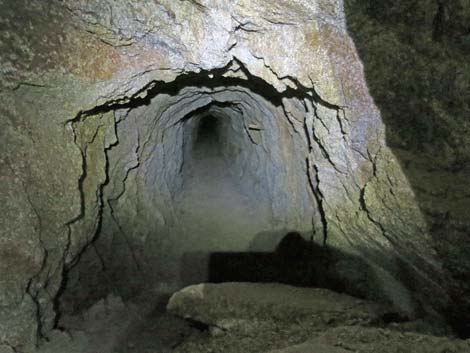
[1, 0, 469, 352]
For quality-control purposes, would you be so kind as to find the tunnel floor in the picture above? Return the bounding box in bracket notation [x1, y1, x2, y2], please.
[40, 282, 467, 353]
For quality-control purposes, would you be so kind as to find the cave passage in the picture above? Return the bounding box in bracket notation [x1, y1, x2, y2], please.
[47, 58, 468, 353]
[60, 65, 318, 317]
[173, 110, 276, 286]
[51, 68, 322, 353]
[193, 114, 221, 150]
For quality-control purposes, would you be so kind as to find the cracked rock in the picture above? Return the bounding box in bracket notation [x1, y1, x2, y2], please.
[1, 0, 468, 349]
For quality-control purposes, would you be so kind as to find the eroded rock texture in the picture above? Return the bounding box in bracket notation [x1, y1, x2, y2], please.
[0, 0, 466, 351]
[344, 0, 470, 335]
[167, 283, 470, 353]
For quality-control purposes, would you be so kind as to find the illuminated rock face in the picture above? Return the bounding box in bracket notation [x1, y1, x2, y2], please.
[0, 0, 460, 350]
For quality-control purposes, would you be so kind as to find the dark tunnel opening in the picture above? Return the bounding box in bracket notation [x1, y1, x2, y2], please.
[175, 103, 305, 288]
[57, 64, 321, 323]
[194, 115, 221, 148]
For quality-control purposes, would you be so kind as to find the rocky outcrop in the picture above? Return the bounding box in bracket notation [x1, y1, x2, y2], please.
[167, 282, 389, 353]
[167, 283, 469, 353]
[0, 0, 464, 350]
[167, 282, 389, 329]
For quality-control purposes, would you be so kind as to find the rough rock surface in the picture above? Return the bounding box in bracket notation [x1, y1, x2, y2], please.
[36, 293, 195, 353]
[167, 282, 389, 328]
[0, 0, 466, 350]
[168, 283, 469, 353]
[268, 327, 470, 353]
[344, 0, 470, 332]
[268, 343, 350, 353]
[167, 282, 388, 352]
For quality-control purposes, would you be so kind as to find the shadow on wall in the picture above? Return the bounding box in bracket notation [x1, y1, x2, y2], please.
[209, 232, 324, 287]
[180, 231, 404, 307]
[343, 0, 470, 337]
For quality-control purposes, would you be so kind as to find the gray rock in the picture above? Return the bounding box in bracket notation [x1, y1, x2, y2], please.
[168, 283, 469, 353]
[0, 345, 15, 353]
[167, 282, 388, 330]
[308, 326, 470, 353]
[267, 327, 470, 353]
[267, 342, 350, 353]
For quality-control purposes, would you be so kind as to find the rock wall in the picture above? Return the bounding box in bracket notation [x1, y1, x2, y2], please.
[344, 0, 470, 334]
[0, 0, 462, 350]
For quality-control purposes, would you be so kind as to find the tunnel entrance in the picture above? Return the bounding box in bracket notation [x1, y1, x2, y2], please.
[29, 56, 463, 353]
[48, 61, 461, 351]
[53, 65, 329, 351]
[59, 63, 319, 319]
[174, 108, 286, 287]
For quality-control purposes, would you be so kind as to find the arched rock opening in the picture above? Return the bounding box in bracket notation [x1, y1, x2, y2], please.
[59, 65, 319, 315]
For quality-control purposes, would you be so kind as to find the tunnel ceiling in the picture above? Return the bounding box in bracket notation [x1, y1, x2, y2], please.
[0, 0, 465, 351]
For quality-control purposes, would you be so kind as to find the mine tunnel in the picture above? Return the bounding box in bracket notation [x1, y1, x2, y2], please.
[44, 65, 468, 353]
[54, 70, 338, 352]
[60, 70, 318, 312]
[2, 1, 470, 353]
